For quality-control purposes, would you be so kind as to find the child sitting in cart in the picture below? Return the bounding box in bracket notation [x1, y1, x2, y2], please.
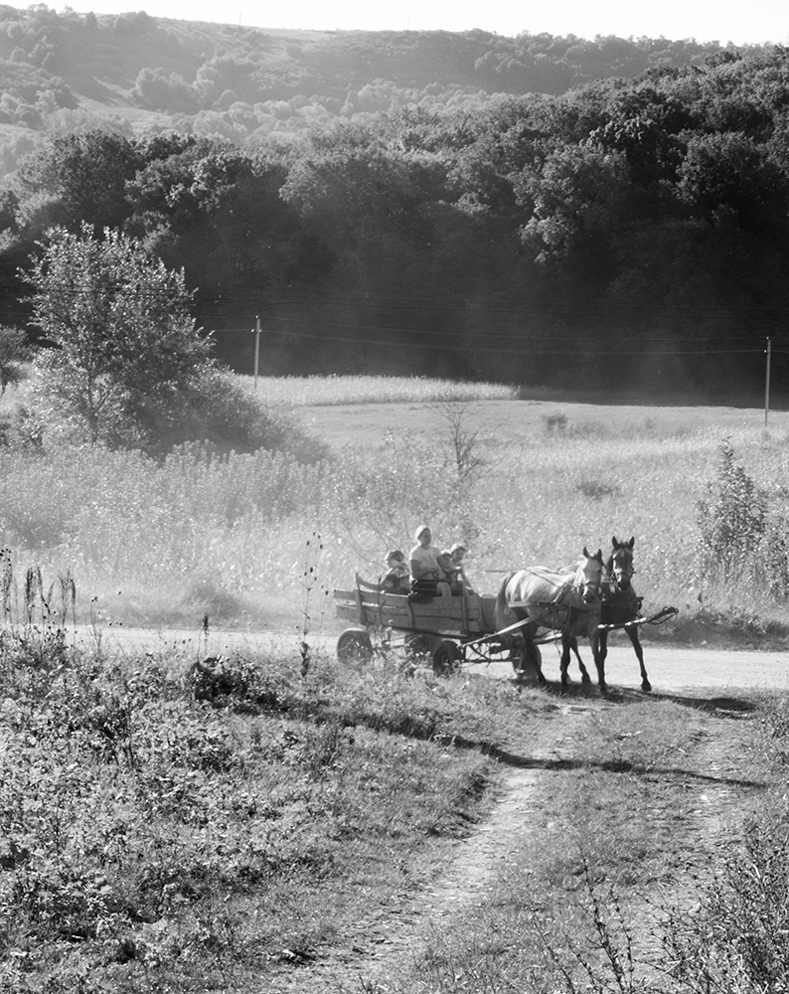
[355, 550, 411, 595]
[381, 550, 410, 594]
[439, 543, 475, 596]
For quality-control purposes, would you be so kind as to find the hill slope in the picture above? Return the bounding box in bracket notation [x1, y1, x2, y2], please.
[0, 4, 752, 174]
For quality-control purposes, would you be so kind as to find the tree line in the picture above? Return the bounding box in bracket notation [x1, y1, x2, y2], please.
[3, 45, 789, 398]
[0, 6, 754, 176]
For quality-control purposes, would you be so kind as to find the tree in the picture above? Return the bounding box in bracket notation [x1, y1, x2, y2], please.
[15, 131, 140, 235]
[25, 223, 211, 448]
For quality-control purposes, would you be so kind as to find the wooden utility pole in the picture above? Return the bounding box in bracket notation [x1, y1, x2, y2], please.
[252, 315, 261, 392]
[765, 336, 772, 428]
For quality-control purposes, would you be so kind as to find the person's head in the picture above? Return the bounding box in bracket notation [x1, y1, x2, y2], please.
[386, 550, 405, 567]
[414, 525, 431, 547]
[449, 542, 466, 563]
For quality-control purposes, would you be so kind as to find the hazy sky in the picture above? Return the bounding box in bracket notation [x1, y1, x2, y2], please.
[69, 0, 789, 46]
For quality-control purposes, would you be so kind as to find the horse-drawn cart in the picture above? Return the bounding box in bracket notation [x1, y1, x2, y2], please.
[333, 567, 679, 684]
[332, 575, 508, 674]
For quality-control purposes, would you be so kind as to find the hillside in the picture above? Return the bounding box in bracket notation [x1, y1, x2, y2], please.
[0, 4, 750, 174]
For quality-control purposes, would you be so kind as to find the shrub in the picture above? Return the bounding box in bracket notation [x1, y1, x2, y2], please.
[27, 224, 211, 450]
[694, 440, 789, 598]
[666, 802, 789, 993]
[697, 441, 766, 579]
[150, 366, 329, 460]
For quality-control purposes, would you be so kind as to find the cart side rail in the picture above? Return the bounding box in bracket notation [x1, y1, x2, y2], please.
[333, 583, 495, 636]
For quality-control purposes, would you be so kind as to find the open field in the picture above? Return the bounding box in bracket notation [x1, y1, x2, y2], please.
[2, 375, 789, 643]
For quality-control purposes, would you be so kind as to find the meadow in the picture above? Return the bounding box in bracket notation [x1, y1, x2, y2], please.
[2, 374, 788, 643]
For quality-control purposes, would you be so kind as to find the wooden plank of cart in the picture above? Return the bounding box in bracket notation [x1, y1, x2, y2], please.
[332, 573, 511, 674]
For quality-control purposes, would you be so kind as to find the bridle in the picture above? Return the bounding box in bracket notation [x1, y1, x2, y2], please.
[607, 548, 635, 594]
[575, 552, 604, 605]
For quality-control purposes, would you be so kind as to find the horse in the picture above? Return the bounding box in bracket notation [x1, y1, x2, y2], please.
[494, 547, 604, 686]
[597, 536, 651, 692]
[567, 536, 651, 692]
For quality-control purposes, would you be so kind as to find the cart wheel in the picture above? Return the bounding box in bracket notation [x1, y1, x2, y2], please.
[336, 628, 373, 665]
[432, 639, 461, 677]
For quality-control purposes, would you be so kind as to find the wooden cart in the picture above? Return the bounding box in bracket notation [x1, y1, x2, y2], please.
[332, 575, 511, 674]
[333, 574, 679, 678]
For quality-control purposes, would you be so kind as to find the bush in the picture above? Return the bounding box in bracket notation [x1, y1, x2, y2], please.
[696, 440, 789, 598]
[665, 801, 789, 993]
[697, 441, 766, 580]
[148, 366, 329, 460]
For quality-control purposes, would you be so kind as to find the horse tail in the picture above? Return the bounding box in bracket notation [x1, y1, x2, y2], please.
[495, 572, 516, 632]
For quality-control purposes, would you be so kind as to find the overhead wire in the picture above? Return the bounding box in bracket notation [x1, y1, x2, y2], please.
[4, 282, 787, 359]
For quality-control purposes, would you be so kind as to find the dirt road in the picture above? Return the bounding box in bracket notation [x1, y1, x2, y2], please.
[532, 640, 789, 695]
[79, 624, 789, 696]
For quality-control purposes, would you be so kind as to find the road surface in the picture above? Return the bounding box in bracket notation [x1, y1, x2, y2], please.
[66, 625, 789, 697]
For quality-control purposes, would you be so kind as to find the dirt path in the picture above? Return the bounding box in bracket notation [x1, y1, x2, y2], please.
[354, 702, 591, 992]
[284, 675, 764, 994]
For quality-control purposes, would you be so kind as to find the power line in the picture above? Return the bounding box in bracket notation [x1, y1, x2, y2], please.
[213, 324, 771, 356]
[212, 321, 775, 344]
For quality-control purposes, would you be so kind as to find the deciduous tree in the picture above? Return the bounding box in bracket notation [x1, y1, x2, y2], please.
[25, 222, 211, 448]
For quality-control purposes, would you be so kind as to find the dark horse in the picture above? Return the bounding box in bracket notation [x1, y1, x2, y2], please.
[567, 536, 651, 692]
[495, 548, 604, 685]
[598, 536, 651, 692]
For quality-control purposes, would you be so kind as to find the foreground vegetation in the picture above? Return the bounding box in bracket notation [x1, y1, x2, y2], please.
[1, 377, 789, 991]
[0, 623, 543, 992]
[0, 618, 785, 993]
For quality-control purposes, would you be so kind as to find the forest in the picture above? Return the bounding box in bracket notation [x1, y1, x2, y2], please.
[0, 6, 787, 396]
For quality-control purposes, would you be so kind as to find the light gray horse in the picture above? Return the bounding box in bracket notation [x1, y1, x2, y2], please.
[495, 548, 604, 685]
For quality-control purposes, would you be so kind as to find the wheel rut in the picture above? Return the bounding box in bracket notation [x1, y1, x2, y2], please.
[290, 701, 593, 993]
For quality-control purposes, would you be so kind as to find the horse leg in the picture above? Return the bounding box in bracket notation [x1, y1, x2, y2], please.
[514, 628, 544, 686]
[560, 635, 591, 687]
[591, 628, 607, 693]
[559, 635, 571, 687]
[571, 635, 591, 685]
[529, 639, 546, 685]
[627, 627, 651, 692]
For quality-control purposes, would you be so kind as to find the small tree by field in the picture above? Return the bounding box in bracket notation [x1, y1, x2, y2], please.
[25, 223, 211, 449]
[697, 440, 789, 598]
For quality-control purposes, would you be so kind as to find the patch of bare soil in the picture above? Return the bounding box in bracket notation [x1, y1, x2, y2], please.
[270, 683, 766, 994]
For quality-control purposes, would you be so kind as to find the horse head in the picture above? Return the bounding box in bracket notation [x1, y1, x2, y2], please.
[579, 546, 605, 604]
[609, 535, 635, 591]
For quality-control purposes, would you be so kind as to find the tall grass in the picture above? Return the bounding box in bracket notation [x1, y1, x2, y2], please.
[238, 374, 517, 405]
[1, 381, 789, 632]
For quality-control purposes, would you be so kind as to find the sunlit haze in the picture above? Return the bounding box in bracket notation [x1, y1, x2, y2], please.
[69, 0, 789, 46]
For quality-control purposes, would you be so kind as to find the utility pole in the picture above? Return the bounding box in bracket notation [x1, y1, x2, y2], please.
[765, 336, 772, 428]
[252, 315, 261, 392]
